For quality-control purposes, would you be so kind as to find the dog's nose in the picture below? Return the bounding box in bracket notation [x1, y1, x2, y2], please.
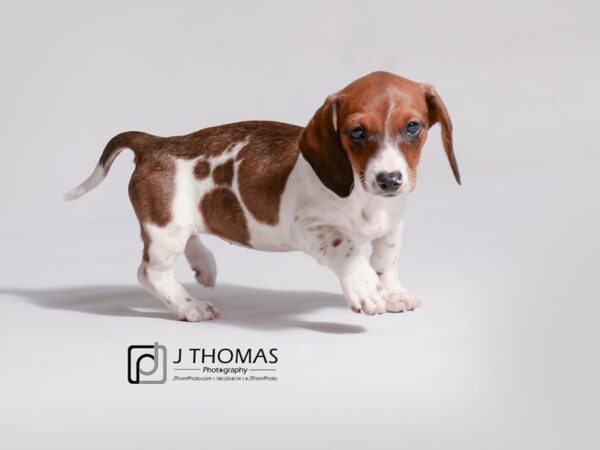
[376, 171, 403, 192]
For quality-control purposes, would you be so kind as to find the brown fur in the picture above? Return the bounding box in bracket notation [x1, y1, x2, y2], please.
[193, 160, 210, 179]
[212, 159, 234, 186]
[99, 131, 162, 169]
[299, 96, 354, 197]
[140, 228, 151, 262]
[200, 187, 251, 246]
[423, 84, 461, 184]
[236, 124, 301, 225]
[164, 121, 299, 161]
[104, 121, 299, 163]
[128, 155, 176, 227]
[128, 155, 176, 262]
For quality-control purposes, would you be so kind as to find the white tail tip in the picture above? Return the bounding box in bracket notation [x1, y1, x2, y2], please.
[63, 165, 106, 201]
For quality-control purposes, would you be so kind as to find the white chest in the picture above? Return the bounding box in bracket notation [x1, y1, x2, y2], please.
[349, 205, 394, 244]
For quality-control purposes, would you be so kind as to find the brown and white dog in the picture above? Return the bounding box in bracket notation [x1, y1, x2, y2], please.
[65, 71, 460, 321]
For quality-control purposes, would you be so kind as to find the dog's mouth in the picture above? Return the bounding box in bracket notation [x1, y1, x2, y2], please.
[370, 184, 415, 198]
[365, 187, 402, 198]
[365, 184, 400, 197]
[367, 182, 405, 198]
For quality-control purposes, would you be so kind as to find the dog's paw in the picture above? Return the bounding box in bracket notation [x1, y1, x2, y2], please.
[340, 268, 387, 315]
[185, 239, 217, 288]
[193, 266, 216, 288]
[178, 299, 221, 322]
[189, 252, 217, 288]
[383, 290, 421, 313]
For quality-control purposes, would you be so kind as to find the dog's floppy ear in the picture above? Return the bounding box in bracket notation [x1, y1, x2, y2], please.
[299, 95, 354, 197]
[423, 84, 461, 185]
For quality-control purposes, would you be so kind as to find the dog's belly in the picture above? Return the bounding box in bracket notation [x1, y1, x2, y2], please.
[246, 224, 295, 251]
[200, 230, 294, 252]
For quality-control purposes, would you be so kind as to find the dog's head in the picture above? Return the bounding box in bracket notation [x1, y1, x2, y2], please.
[299, 71, 460, 197]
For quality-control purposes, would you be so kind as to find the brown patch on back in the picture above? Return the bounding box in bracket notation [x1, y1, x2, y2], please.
[200, 188, 250, 246]
[129, 155, 175, 227]
[194, 160, 210, 179]
[212, 159, 234, 186]
[152, 121, 300, 161]
[236, 124, 301, 225]
[126, 121, 302, 227]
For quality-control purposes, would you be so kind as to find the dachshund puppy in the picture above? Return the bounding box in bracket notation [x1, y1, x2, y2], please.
[65, 71, 460, 321]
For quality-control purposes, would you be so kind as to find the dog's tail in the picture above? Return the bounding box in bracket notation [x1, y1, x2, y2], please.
[63, 131, 161, 201]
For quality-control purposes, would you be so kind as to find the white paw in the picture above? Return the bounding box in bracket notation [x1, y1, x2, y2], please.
[178, 299, 221, 322]
[384, 290, 421, 313]
[185, 238, 217, 288]
[340, 267, 387, 315]
[192, 265, 217, 288]
[188, 251, 217, 288]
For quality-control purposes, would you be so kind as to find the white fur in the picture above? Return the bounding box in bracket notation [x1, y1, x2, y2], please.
[363, 101, 415, 195]
[63, 164, 106, 200]
[364, 143, 415, 194]
[185, 235, 217, 288]
[285, 156, 417, 314]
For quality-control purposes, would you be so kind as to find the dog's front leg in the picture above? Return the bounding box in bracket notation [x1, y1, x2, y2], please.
[294, 221, 386, 315]
[370, 219, 421, 312]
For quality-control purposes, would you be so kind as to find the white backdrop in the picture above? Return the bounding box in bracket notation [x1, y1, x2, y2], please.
[1, 1, 599, 449]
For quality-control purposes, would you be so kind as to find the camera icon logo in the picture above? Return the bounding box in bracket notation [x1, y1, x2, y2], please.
[127, 342, 167, 384]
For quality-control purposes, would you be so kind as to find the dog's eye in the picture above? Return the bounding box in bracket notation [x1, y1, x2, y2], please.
[348, 126, 366, 141]
[406, 122, 421, 136]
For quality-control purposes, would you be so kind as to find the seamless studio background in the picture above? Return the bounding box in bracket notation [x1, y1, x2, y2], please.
[1, 1, 599, 449]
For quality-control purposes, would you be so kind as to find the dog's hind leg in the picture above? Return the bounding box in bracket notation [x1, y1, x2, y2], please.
[130, 157, 219, 321]
[184, 234, 217, 288]
[137, 224, 220, 322]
